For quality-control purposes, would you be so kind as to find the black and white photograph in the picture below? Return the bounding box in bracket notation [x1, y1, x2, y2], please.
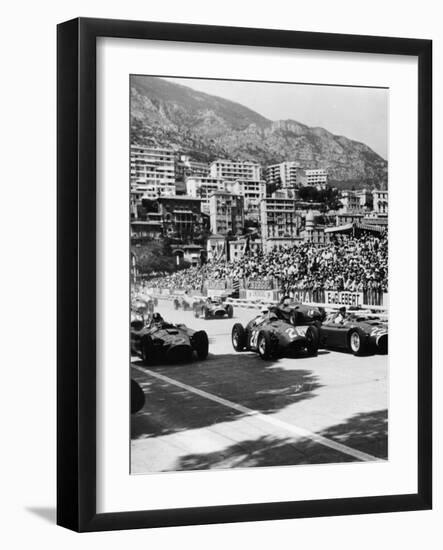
[129, 75, 389, 474]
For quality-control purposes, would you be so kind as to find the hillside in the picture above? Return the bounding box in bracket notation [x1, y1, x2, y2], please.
[130, 76, 387, 189]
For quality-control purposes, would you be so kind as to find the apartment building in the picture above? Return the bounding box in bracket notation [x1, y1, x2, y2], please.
[227, 179, 266, 221]
[372, 189, 388, 215]
[176, 155, 210, 180]
[157, 196, 204, 242]
[186, 176, 226, 214]
[260, 197, 301, 252]
[132, 179, 176, 200]
[298, 168, 328, 189]
[130, 144, 176, 185]
[209, 192, 245, 235]
[339, 190, 363, 213]
[266, 161, 301, 187]
[209, 159, 261, 182]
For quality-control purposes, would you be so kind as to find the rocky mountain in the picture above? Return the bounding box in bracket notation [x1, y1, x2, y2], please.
[131, 76, 387, 189]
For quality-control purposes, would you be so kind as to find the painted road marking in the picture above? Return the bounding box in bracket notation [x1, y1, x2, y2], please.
[132, 365, 380, 463]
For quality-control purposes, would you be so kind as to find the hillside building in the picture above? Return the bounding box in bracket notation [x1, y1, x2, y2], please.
[130, 144, 176, 185]
[209, 159, 261, 182]
[186, 176, 226, 214]
[176, 155, 210, 180]
[372, 189, 388, 215]
[209, 192, 245, 235]
[298, 168, 328, 189]
[266, 161, 301, 188]
[260, 197, 302, 252]
[227, 179, 266, 221]
[157, 196, 205, 243]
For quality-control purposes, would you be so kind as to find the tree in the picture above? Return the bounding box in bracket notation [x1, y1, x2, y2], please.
[133, 238, 177, 274]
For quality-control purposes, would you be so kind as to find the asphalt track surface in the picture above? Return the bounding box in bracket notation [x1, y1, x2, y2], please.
[131, 300, 388, 473]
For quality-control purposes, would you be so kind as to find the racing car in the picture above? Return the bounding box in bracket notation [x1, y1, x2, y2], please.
[231, 307, 319, 360]
[131, 314, 209, 364]
[193, 296, 234, 319]
[132, 295, 158, 316]
[173, 295, 192, 311]
[319, 311, 388, 356]
[276, 296, 326, 326]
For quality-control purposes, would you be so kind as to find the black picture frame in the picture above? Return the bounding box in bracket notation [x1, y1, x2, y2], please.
[57, 17, 432, 532]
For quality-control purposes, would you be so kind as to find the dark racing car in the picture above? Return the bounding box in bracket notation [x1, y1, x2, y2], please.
[277, 296, 326, 326]
[231, 307, 319, 360]
[131, 314, 209, 364]
[319, 309, 388, 356]
[193, 296, 234, 319]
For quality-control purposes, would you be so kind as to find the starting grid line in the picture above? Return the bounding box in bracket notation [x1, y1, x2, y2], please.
[132, 365, 380, 463]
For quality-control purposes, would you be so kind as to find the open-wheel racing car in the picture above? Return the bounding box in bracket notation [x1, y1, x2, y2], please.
[193, 296, 234, 319]
[231, 307, 319, 360]
[319, 310, 388, 356]
[276, 296, 326, 326]
[131, 313, 209, 364]
[173, 295, 192, 311]
[132, 295, 158, 316]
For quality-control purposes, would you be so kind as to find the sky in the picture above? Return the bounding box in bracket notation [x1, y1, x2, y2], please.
[164, 77, 388, 159]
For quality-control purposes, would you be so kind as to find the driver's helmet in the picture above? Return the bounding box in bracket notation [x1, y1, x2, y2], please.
[151, 312, 164, 325]
[279, 295, 292, 308]
[267, 306, 280, 321]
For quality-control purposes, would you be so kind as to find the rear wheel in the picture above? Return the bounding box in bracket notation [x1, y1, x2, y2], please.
[305, 326, 319, 356]
[203, 306, 210, 320]
[226, 304, 234, 318]
[257, 331, 277, 360]
[231, 323, 246, 351]
[193, 331, 209, 360]
[141, 335, 154, 365]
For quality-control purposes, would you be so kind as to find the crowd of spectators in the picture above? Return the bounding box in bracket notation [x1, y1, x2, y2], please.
[141, 234, 388, 294]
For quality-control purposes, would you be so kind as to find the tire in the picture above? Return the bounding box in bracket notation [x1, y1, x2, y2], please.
[305, 326, 319, 356]
[141, 334, 154, 365]
[131, 379, 145, 414]
[193, 331, 209, 360]
[226, 304, 234, 318]
[231, 323, 246, 351]
[173, 300, 179, 310]
[194, 306, 200, 318]
[257, 330, 277, 360]
[290, 310, 303, 326]
[203, 306, 210, 320]
[348, 329, 368, 356]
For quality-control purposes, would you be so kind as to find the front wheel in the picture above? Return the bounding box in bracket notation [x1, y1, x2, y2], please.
[257, 331, 277, 360]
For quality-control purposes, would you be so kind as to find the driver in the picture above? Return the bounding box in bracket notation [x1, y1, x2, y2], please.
[328, 306, 347, 324]
[279, 295, 292, 308]
[147, 312, 165, 328]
